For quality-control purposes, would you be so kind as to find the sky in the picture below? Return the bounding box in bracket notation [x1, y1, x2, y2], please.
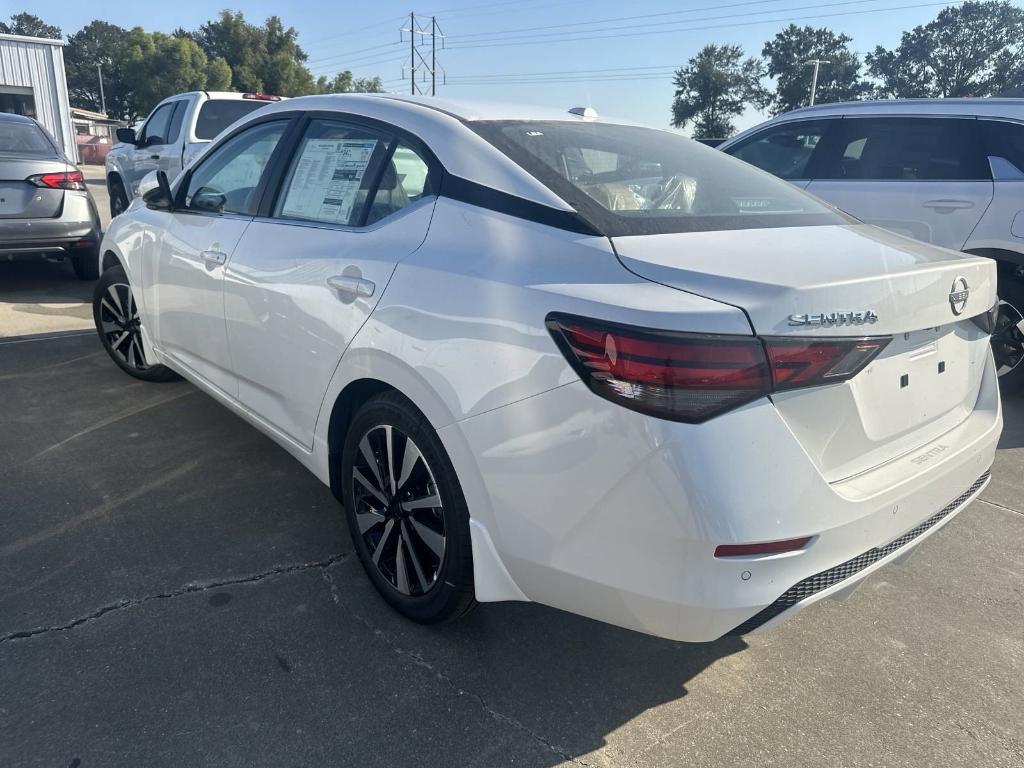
[17, 0, 979, 133]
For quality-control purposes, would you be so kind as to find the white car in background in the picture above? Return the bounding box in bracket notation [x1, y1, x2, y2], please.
[719, 99, 1024, 390]
[92, 95, 1000, 641]
[105, 91, 282, 218]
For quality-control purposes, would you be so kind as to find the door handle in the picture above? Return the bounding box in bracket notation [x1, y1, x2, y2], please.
[326, 274, 375, 299]
[923, 199, 974, 210]
[150, 154, 160, 160]
[200, 249, 228, 269]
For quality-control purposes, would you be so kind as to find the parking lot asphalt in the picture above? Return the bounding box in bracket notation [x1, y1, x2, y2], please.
[1, 171, 1023, 766]
[0, 165, 109, 339]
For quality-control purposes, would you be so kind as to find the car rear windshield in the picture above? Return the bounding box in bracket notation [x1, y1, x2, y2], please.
[195, 100, 274, 140]
[471, 120, 849, 236]
[0, 120, 57, 156]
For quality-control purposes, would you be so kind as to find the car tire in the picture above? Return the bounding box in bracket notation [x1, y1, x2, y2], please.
[93, 265, 179, 382]
[341, 391, 477, 624]
[109, 175, 129, 219]
[71, 249, 100, 281]
[993, 274, 1024, 395]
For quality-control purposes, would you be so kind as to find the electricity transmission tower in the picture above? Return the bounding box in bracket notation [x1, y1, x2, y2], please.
[401, 13, 446, 96]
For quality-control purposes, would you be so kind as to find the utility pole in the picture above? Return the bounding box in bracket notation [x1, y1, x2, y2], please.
[803, 59, 829, 106]
[401, 13, 445, 96]
[97, 63, 107, 115]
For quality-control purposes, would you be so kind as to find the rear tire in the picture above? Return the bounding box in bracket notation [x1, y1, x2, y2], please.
[994, 275, 1024, 395]
[108, 175, 129, 219]
[93, 265, 179, 382]
[341, 392, 477, 624]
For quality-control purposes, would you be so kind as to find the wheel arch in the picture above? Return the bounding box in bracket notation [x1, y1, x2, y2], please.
[963, 247, 1024, 275]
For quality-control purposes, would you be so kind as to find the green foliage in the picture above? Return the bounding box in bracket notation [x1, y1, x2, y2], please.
[671, 44, 769, 138]
[123, 30, 221, 116]
[315, 71, 386, 94]
[762, 25, 868, 114]
[64, 21, 134, 118]
[0, 13, 61, 39]
[867, 1, 1024, 97]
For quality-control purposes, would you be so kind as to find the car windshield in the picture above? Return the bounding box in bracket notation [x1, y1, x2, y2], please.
[195, 100, 274, 140]
[0, 120, 56, 156]
[472, 120, 849, 236]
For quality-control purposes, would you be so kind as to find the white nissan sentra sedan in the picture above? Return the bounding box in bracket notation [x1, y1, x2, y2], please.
[91, 95, 1001, 642]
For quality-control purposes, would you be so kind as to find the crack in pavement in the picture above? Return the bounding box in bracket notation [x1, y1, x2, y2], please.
[979, 498, 1024, 517]
[321, 565, 602, 768]
[0, 552, 352, 645]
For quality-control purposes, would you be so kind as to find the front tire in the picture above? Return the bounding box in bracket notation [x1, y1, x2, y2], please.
[108, 175, 129, 219]
[994, 275, 1024, 395]
[341, 392, 476, 624]
[93, 265, 178, 382]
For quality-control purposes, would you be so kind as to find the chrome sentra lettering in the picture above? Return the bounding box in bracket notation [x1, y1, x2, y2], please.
[787, 310, 879, 326]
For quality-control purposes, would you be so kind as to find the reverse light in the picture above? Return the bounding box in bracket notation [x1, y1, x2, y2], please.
[714, 537, 812, 558]
[546, 313, 890, 423]
[27, 170, 87, 191]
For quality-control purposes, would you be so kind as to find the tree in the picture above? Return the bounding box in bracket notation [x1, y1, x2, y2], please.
[670, 44, 768, 138]
[0, 12, 61, 39]
[65, 22, 135, 117]
[762, 25, 868, 114]
[315, 71, 386, 94]
[867, 1, 1024, 98]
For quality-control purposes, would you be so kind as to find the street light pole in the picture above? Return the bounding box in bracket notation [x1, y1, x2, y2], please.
[803, 59, 830, 106]
[97, 63, 107, 115]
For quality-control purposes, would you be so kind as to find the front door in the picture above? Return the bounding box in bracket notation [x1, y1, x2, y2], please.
[127, 101, 185, 195]
[148, 119, 291, 397]
[224, 119, 437, 448]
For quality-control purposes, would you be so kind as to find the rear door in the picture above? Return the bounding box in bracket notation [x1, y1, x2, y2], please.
[223, 117, 438, 449]
[723, 118, 836, 190]
[146, 118, 291, 397]
[806, 116, 994, 249]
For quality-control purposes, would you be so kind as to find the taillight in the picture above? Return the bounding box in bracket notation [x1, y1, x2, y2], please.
[27, 170, 86, 190]
[546, 313, 890, 423]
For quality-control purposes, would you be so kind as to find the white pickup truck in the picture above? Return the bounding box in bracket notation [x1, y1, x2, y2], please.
[105, 91, 282, 218]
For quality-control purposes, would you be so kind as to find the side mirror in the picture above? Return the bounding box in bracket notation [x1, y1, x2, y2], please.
[116, 127, 136, 144]
[190, 188, 227, 214]
[140, 170, 174, 211]
[145, 134, 164, 148]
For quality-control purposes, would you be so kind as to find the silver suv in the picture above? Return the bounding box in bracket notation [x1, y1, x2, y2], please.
[720, 99, 1024, 390]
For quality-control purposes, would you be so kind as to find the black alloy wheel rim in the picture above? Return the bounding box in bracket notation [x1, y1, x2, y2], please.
[98, 282, 149, 370]
[352, 424, 446, 596]
[992, 299, 1024, 377]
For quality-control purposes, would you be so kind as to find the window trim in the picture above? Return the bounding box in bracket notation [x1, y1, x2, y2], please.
[172, 114, 301, 219]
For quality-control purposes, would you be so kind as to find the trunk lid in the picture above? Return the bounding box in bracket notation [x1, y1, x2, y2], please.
[0, 156, 67, 219]
[613, 223, 997, 481]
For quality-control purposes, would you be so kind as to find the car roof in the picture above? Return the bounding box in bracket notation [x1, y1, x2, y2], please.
[776, 97, 1024, 120]
[0, 111, 38, 125]
[377, 94, 637, 125]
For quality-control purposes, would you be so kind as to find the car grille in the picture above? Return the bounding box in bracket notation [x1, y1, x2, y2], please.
[727, 470, 991, 636]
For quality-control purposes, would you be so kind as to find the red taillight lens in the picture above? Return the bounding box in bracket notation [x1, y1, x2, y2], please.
[714, 537, 812, 558]
[763, 336, 890, 391]
[547, 313, 891, 423]
[242, 92, 282, 101]
[546, 314, 771, 423]
[27, 170, 86, 190]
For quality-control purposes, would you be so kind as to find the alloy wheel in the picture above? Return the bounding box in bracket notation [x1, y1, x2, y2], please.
[351, 424, 446, 596]
[98, 282, 149, 370]
[992, 299, 1024, 377]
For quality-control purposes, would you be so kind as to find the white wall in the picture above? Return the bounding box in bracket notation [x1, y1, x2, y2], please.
[0, 34, 77, 163]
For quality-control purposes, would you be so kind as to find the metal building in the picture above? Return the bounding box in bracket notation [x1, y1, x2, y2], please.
[0, 33, 77, 162]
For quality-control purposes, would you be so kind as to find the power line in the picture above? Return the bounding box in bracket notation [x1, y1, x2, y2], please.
[401, 12, 446, 95]
[445, 0, 963, 50]
[302, 15, 408, 47]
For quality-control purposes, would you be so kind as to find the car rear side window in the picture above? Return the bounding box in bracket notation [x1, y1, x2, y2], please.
[274, 119, 391, 227]
[0, 120, 55, 155]
[183, 121, 288, 216]
[166, 101, 187, 145]
[815, 117, 989, 181]
[979, 120, 1024, 175]
[365, 143, 433, 225]
[195, 100, 274, 140]
[726, 120, 832, 180]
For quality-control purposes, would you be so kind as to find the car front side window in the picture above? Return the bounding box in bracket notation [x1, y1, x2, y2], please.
[139, 103, 175, 147]
[727, 120, 832, 180]
[182, 120, 288, 216]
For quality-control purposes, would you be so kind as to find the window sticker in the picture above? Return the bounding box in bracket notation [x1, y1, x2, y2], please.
[281, 138, 379, 224]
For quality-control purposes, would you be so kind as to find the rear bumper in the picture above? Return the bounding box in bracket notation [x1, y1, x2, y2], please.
[0, 191, 101, 260]
[446, 350, 1002, 642]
